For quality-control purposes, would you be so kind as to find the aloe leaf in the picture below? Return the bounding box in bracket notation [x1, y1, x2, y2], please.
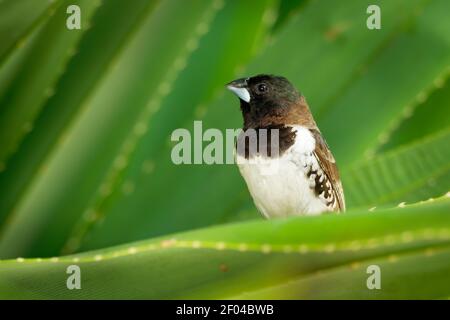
[319, 0, 450, 166]
[342, 129, 450, 208]
[0, 0, 276, 258]
[0, 0, 101, 171]
[232, 245, 450, 299]
[0, 197, 449, 299]
[0, 23, 45, 107]
[272, 0, 306, 31]
[0, 0, 57, 62]
[0, 0, 216, 257]
[0, 0, 157, 227]
[379, 77, 450, 153]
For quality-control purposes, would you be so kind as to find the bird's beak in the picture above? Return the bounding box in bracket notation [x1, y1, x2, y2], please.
[226, 78, 251, 103]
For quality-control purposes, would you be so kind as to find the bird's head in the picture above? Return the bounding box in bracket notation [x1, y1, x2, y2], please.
[226, 74, 308, 129]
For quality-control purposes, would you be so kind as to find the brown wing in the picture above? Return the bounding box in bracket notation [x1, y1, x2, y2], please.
[309, 129, 346, 212]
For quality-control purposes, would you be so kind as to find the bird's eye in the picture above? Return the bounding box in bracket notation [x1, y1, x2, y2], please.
[256, 83, 268, 94]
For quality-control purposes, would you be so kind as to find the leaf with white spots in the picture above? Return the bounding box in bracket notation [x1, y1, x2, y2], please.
[0, 196, 449, 299]
[379, 77, 450, 153]
[0, 0, 57, 62]
[0, 0, 101, 168]
[0, 0, 160, 252]
[0, 0, 277, 259]
[343, 129, 450, 208]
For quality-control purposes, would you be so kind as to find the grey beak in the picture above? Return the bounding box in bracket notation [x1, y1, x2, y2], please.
[226, 78, 251, 102]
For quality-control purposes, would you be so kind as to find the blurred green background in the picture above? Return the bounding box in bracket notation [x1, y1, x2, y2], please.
[0, 0, 449, 299]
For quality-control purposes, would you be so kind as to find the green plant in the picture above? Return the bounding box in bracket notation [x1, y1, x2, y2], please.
[0, 0, 449, 299]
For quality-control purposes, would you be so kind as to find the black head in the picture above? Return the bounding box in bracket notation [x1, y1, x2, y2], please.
[227, 74, 302, 128]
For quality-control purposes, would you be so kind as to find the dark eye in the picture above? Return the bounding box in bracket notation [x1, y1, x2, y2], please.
[256, 83, 268, 94]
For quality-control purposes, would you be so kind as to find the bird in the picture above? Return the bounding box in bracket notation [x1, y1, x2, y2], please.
[226, 74, 345, 218]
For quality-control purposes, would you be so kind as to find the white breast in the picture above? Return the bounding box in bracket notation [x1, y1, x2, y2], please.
[236, 125, 329, 218]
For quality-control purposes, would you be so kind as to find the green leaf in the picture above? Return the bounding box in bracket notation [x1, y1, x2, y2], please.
[379, 76, 450, 152]
[271, 0, 306, 31]
[0, 0, 57, 62]
[0, 197, 449, 299]
[0, 0, 277, 258]
[342, 129, 450, 208]
[319, 0, 450, 166]
[0, 0, 218, 257]
[0, 0, 158, 231]
[0, 0, 101, 168]
[233, 245, 450, 299]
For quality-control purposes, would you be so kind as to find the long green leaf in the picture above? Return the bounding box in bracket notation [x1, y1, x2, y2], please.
[0, 197, 449, 299]
[0, 0, 276, 258]
[0, 0, 101, 167]
[320, 0, 450, 166]
[0, 0, 157, 228]
[379, 76, 450, 152]
[0, 0, 57, 62]
[232, 245, 450, 299]
[343, 129, 450, 208]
